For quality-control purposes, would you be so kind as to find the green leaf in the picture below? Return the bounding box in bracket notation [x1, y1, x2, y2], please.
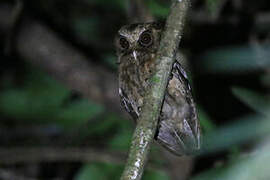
[77, 113, 120, 137]
[146, 0, 170, 18]
[227, 143, 270, 180]
[75, 163, 123, 180]
[200, 114, 270, 155]
[0, 67, 106, 130]
[54, 99, 104, 128]
[232, 87, 270, 116]
[193, 142, 270, 180]
[200, 43, 270, 74]
[109, 130, 132, 150]
[0, 69, 71, 121]
[24, 69, 71, 119]
[75, 164, 108, 180]
[0, 90, 31, 119]
[143, 169, 170, 180]
[108, 116, 133, 150]
[197, 106, 217, 132]
[24, 69, 71, 106]
[192, 166, 227, 180]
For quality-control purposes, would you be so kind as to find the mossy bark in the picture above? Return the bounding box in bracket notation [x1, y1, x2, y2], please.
[120, 0, 190, 179]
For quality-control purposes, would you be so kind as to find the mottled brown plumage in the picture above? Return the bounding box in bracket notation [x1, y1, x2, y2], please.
[115, 22, 200, 156]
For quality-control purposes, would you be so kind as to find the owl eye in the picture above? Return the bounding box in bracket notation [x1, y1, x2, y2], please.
[119, 37, 129, 50]
[139, 30, 153, 47]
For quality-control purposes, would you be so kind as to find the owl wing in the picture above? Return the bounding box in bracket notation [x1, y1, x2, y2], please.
[119, 87, 139, 120]
[155, 61, 201, 156]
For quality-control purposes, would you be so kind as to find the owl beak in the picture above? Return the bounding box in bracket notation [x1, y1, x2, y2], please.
[132, 50, 137, 61]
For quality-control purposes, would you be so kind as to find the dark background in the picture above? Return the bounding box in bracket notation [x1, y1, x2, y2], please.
[0, 0, 269, 179]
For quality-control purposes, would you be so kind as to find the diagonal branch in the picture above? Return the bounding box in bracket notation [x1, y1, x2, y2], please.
[120, 0, 190, 179]
[15, 19, 121, 113]
[0, 2, 129, 116]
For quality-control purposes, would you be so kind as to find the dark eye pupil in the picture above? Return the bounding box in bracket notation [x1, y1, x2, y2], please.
[120, 37, 129, 49]
[139, 31, 152, 47]
[142, 35, 150, 42]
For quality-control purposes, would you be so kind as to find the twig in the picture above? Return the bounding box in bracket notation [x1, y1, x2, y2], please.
[120, 0, 190, 179]
[0, 147, 125, 165]
[0, 168, 35, 180]
[0, 147, 165, 173]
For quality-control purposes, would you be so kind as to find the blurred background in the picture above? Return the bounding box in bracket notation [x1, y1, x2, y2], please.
[0, 0, 269, 179]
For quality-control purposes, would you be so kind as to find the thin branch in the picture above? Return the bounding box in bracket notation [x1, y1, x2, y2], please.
[0, 147, 125, 165]
[0, 147, 165, 173]
[0, 169, 35, 180]
[15, 19, 121, 114]
[0, 3, 125, 115]
[120, 0, 190, 179]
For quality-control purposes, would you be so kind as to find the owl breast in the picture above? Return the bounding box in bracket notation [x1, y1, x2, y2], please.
[119, 53, 155, 118]
[119, 53, 200, 155]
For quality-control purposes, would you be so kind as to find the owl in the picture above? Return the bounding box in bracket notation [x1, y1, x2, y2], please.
[115, 22, 200, 156]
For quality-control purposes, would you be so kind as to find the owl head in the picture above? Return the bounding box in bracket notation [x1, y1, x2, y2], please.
[115, 22, 164, 63]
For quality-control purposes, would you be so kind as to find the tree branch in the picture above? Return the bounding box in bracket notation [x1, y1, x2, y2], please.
[120, 0, 190, 179]
[15, 19, 122, 114]
[0, 147, 125, 165]
[0, 168, 35, 180]
[0, 147, 166, 173]
[0, 3, 125, 115]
